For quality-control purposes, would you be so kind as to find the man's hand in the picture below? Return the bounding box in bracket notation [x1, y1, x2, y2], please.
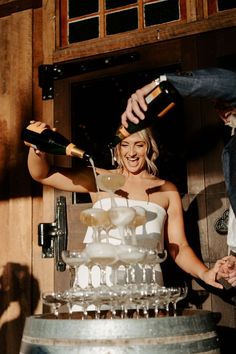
[121, 81, 156, 128]
[216, 255, 236, 288]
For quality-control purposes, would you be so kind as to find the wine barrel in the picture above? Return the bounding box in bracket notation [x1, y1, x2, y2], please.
[20, 310, 220, 354]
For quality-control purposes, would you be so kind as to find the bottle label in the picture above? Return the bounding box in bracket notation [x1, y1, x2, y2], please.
[145, 86, 162, 104]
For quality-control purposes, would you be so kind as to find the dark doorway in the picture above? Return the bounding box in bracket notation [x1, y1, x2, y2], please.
[70, 64, 187, 199]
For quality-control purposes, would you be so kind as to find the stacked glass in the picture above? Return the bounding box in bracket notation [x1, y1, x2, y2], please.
[41, 174, 188, 319]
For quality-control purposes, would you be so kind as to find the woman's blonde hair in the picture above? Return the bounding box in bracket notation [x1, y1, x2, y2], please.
[114, 128, 159, 176]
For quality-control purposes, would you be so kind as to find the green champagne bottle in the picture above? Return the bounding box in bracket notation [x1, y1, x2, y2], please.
[110, 79, 180, 147]
[21, 125, 91, 161]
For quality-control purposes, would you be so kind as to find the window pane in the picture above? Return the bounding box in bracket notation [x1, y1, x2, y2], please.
[69, 17, 99, 43]
[218, 0, 236, 11]
[145, 0, 180, 27]
[69, 0, 99, 19]
[105, 0, 137, 10]
[106, 8, 138, 35]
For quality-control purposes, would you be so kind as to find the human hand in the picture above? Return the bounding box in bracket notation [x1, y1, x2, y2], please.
[28, 120, 55, 131]
[201, 264, 224, 290]
[121, 81, 156, 128]
[214, 100, 236, 124]
[27, 120, 56, 155]
[216, 255, 236, 288]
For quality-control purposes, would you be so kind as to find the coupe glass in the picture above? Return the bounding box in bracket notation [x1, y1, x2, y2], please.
[93, 286, 118, 319]
[168, 287, 181, 315]
[116, 245, 146, 284]
[128, 206, 147, 245]
[169, 282, 188, 314]
[133, 283, 155, 318]
[61, 290, 73, 318]
[85, 242, 117, 287]
[61, 250, 89, 291]
[147, 249, 167, 282]
[80, 208, 111, 242]
[151, 286, 171, 317]
[115, 285, 133, 319]
[108, 206, 136, 244]
[96, 173, 126, 207]
[42, 291, 66, 318]
[156, 249, 168, 263]
[85, 242, 118, 317]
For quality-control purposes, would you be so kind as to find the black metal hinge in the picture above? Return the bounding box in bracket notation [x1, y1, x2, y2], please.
[38, 196, 68, 272]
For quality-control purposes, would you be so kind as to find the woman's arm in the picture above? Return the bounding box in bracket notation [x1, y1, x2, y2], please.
[165, 183, 223, 289]
[27, 147, 51, 181]
[26, 122, 97, 194]
[28, 147, 97, 193]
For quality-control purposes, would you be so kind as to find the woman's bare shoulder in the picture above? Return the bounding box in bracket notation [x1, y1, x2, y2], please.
[158, 179, 178, 192]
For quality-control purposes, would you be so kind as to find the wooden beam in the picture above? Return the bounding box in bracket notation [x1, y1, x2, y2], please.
[0, 0, 42, 18]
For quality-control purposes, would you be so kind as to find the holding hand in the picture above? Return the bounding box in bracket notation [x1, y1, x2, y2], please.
[26, 120, 56, 155]
[200, 263, 224, 290]
[216, 255, 236, 288]
[28, 120, 56, 133]
[121, 81, 156, 127]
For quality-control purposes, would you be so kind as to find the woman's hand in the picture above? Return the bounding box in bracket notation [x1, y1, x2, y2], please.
[27, 120, 56, 155]
[200, 262, 224, 289]
[28, 120, 55, 130]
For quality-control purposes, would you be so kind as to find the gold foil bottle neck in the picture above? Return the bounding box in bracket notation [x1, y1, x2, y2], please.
[66, 143, 85, 159]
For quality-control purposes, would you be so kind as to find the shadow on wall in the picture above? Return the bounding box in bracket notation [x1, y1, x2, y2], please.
[0, 262, 40, 354]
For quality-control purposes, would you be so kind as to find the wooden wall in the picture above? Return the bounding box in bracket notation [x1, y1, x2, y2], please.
[0, 2, 51, 354]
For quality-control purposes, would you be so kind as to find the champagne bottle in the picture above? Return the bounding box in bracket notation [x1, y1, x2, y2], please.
[110, 79, 180, 147]
[21, 125, 91, 161]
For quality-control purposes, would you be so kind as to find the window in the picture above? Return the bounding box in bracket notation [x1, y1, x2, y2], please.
[218, 0, 236, 11]
[59, 0, 186, 46]
[208, 0, 236, 14]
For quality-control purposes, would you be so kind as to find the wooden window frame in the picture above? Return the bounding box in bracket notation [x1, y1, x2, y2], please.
[208, 0, 236, 15]
[58, 0, 187, 49]
[54, 0, 236, 63]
